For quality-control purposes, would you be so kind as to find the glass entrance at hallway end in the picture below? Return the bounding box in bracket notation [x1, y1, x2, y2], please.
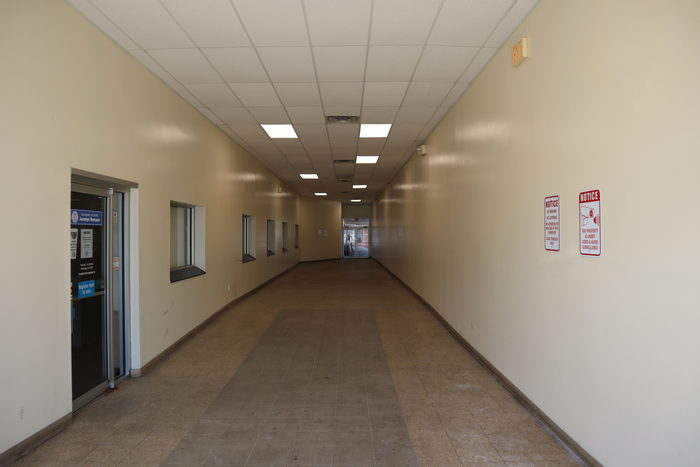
[342, 218, 370, 258]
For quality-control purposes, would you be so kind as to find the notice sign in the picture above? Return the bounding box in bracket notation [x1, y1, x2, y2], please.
[579, 189, 601, 256]
[70, 229, 78, 259]
[80, 229, 94, 259]
[544, 195, 560, 251]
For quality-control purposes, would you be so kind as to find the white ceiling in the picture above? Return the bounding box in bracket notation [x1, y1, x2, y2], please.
[67, 0, 537, 200]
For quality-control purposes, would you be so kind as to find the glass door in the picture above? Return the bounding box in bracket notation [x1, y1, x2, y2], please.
[70, 183, 127, 408]
[342, 218, 370, 258]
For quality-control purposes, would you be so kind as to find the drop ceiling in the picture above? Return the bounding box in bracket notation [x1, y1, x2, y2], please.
[66, 0, 538, 200]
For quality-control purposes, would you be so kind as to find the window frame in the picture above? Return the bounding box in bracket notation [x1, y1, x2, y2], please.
[241, 214, 256, 263]
[266, 219, 276, 256]
[282, 221, 289, 253]
[170, 201, 205, 283]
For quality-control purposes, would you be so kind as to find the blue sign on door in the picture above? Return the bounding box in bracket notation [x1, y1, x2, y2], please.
[71, 209, 102, 226]
[77, 280, 96, 298]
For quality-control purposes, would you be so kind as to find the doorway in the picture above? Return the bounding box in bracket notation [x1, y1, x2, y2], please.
[342, 218, 370, 258]
[70, 180, 130, 409]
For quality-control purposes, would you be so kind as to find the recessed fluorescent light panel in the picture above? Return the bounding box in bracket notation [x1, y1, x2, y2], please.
[353, 184, 367, 189]
[351, 199, 362, 203]
[355, 155, 379, 164]
[299, 173, 319, 179]
[261, 124, 297, 138]
[314, 192, 327, 196]
[360, 124, 391, 138]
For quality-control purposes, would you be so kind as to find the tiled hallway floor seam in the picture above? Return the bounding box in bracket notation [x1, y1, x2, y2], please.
[14, 260, 582, 466]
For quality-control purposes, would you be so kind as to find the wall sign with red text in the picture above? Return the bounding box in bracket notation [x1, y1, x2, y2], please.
[544, 195, 560, 251]
[579, 189, 601, 255]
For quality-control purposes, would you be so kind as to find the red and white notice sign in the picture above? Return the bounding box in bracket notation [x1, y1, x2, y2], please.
[579, 189, 601, 256]
[544, 195, 560, 251]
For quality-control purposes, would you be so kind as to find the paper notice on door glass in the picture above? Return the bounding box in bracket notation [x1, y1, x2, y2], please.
[80, 229, 94, 259]
[544, 195, 560, 251]
[70, 229, 78, 259]
[579, 189, 601, 255]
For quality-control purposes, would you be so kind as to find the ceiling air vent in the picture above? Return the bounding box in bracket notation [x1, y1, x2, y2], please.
[325, 115, 359, 124]
[333, 159, 354, 164]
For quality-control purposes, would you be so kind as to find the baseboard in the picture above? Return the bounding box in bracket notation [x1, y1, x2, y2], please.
[299, 257, 341, 263]
[371, 258, 602, 467]
[137, 262, 300, 375]
[1, 262, 301, 464]
[0, 414, 72, 466]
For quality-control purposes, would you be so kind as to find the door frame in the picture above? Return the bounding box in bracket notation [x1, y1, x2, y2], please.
[70, 170, 139, 409]
[341, 217, 371, 259]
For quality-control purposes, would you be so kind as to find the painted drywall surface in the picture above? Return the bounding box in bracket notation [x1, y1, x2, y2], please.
[341, 203, 373, 219]
[298, 198, 341, 262]
[0, 0, 303, 452]
[372, 1, 700, 466]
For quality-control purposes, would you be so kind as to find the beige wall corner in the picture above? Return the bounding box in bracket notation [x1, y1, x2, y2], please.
[299, 198, 342, 262]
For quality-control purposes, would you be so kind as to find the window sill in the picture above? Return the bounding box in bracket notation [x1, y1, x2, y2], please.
[242, 254, 256, 263]
[170, 266, 205, 283]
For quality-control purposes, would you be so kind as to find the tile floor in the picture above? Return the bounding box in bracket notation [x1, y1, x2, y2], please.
[14, 260, 581, 466]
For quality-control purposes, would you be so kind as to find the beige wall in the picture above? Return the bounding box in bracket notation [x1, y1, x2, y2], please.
[0, 0, 310, 452]
[341, 203, 373, 219]
[373, 1, 700, 466]
[298, 198, 341, 262]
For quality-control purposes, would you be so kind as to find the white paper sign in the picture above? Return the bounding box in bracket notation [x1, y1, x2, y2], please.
[544, 195, 560, 251]
[80, 229, 94, 259]
[70, 229, 78, 259]
[579, 189, 601, 256]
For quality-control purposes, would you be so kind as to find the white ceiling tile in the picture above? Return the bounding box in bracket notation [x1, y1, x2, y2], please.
[388, 123, 423, 139]
[370, 0, 443, 45]
[162, 0, 249, 47]
[362, 82, 408, 107]
[357, 138, 385, 154]
[324, 107, 361, 117]
[228, 83, 281, 106]
[275, 84, 322, 106]
[171, 84, 202, 107]
[197, 107, 224, 125]
[248, 107, 290, 123]
[148, 49, 222, 84]
[186, 84, 241, 107]
[413, 46, 479, 82]
[92, 0, 193, 49]
[296, 124, 328, 141]
[486, 0, 538, 47]
[312, 47, 366, 82]
[213, 107, 257, 125]
[459, 47, 498, 83]
[257, 47, 315, 83]
[326, 124, 359, 145]
[275, 139, 307, 156]
[394, 107, 436, 125]
[365, 46, 421, 82]
[287, 107, 325, 124]
[246, 139, 283, 154]
[402, 82, 452, 106]
[428, 0, 514, 46]
[233, 124, 269, 141]
[319, 82, 363, 107]
[67, 0, 140, 50]
[304, 0, 372, 46]
[202, 48, 268, 82]
[128, 50, 178, 85]
[441, 81, 469, 107]
[361, 107, 398, 123]
[232, 0, 308, 46]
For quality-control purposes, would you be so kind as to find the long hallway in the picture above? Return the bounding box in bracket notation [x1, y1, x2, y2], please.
[15, 260, 578, 466]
